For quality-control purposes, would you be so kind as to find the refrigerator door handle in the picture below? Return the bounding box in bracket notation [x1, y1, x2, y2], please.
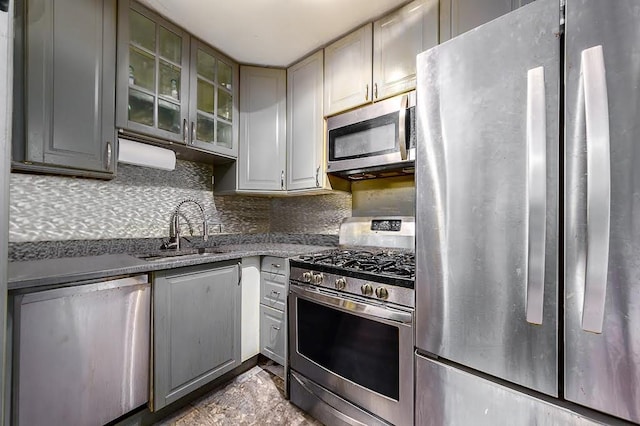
[525, 66, 547, 325]
[581, 45, 611, 334]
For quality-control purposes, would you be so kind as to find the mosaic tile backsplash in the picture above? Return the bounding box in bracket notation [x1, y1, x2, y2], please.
[9, 160, 352, 242]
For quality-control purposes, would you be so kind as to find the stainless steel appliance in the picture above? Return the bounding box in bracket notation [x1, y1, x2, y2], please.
[415, 0, 640, 424]
[327, 92, 416, 180]
[12, 275, 151, 426]
[289, 216, 415, 426]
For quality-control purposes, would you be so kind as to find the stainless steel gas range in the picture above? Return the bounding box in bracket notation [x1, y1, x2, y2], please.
[288, 217, 415, 426]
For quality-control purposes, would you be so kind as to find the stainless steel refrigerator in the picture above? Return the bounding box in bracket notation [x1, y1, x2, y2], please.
[415, 0, 640, 424]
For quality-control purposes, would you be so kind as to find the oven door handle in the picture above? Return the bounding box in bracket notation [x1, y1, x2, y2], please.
[290, 284, 413, 325]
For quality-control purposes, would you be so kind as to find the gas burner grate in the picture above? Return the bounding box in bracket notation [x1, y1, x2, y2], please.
[298, 248, 415, 280]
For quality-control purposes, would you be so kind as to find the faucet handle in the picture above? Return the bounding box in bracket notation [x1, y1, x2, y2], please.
[161, 238, 179, 250]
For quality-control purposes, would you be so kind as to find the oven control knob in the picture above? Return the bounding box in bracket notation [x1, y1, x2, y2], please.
[302, 272, 312, 283]
[361, 283, 373, 296]
[312, 273, 324, 285]
[375, 287, 389, 300]
[335, 278, 347, 290]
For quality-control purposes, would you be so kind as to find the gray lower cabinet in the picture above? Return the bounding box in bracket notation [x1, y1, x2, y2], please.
[153, 261, 241, 411]
[259, 305, 285, 365]
[14, 0, 117, 177]
[260, 271, 286, 311]
[259, 256, 287, 365]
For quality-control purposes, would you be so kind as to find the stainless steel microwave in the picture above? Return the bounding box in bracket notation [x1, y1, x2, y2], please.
[326, 91, 416, 179]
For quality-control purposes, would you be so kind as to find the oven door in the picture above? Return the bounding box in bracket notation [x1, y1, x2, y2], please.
[289, 282, 414, 426]
[326, 92, 416, 175]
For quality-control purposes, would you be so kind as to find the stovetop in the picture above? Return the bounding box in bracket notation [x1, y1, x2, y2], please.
[290, 247, 415, 289]
[290, 216, 416, 307]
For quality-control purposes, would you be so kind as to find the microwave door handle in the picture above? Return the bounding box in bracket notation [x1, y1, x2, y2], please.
[398, 94, 409, 160]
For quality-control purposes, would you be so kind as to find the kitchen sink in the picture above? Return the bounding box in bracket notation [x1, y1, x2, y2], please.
[135, 247, 227, 262]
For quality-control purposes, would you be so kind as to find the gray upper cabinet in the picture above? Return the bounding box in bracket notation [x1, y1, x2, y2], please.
[116, 0, 238, 158]
[440, 0, 535, 41]
[238, 66, 286, 192]
[117, 0, 189, 144]
[188, 39, 238, 158]
[324, 0, 438, 116]
[373, 0, 438, 101]
[324, 24, 373, 116]
[153, 261, 241, 411]
[286, 51, 326, 191]
[231, 56, 327, 195]
[19, 0, 116, 176]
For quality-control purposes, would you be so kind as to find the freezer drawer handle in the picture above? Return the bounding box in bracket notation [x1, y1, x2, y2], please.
[581, 45, 611, 334]
[525, 66, 547, 325]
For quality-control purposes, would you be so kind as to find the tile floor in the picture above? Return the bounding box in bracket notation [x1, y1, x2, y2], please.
[155, 361, 322, 425]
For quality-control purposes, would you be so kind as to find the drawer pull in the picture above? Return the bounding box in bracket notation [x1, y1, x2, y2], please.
[271, 325, 281, 331]
[271, 290, 281, 296]
[271, 263, 281, 269]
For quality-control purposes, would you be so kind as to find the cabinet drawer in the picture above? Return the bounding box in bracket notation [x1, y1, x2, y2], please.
[260, 272, 286, 311]
[260, 305, 285, 365]
[261, 256, 287, 276]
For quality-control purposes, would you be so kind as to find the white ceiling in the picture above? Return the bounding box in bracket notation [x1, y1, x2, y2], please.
[137, 0, 409, 67]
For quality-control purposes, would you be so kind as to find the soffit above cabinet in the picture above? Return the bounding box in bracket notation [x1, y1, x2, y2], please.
[136, 0, 409, 66]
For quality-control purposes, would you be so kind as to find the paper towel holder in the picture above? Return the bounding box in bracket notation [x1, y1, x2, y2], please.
[118, 138, 176, 171]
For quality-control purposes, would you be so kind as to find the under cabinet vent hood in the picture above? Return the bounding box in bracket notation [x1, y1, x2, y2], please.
[118, 138, 176, 171]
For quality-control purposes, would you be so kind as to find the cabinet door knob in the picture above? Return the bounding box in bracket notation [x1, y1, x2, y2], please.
[315, 166, 320, 187]
[365, 83, 369, 101]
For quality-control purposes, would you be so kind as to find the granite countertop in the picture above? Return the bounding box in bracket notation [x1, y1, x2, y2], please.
[8, 243, 333, 292]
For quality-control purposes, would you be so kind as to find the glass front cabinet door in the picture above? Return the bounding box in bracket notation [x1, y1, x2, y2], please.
[117, 1, 189, 143]
[116, 0, 238, 158]
[188, 39, 238, 158]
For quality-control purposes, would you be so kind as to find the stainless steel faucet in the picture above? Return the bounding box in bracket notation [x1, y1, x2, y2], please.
[168, 198, 208, 250]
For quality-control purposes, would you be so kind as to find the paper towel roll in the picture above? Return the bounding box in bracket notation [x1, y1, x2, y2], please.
[118, 138, 176, 171]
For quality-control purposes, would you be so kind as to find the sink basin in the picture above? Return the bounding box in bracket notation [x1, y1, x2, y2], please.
[135, 247, 227, 262]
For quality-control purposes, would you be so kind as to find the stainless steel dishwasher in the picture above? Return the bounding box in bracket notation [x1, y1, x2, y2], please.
[12, 275, 151, 426]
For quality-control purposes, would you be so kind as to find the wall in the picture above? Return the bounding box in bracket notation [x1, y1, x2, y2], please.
[9, 160, 352, 242]
[351, 176, 415, 217]
[270, 194, 354, 233]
